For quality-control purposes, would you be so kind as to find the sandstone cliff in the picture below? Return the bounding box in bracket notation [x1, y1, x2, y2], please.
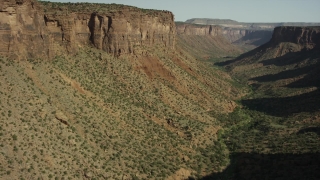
[176, 23, 221, 36]
[43, 2, 176, 57]
[185, 18, 320, 50]
[226, 26, 320, 67]
[223, 29, 272, 45]
[0, 0, 49, 60]
[175, 22, 242, 59]
[271, 26, 320, 49]
[0, 0, 176, 59]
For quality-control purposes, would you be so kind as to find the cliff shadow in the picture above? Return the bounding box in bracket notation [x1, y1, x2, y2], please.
[250, 58, 320, 84]
[241, 89, 320, 117]
[245, 50, 320, 117]
[287, 66, 320, 88]
[200, 152, 320, 180]
[214, 58, 239, 67]
[214, 42, 271, 67]
[297, 127, 320, 136]
[260, 49, 319, 67]
[233, 30, 273, 47]
[215, 44, 319, 68]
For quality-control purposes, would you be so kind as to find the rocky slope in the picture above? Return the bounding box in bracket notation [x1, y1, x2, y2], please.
[209, 26, 320, 180]
[228, 26, 320, 67]
[0, 1, 245, 179]
[221, 26, 320, 118]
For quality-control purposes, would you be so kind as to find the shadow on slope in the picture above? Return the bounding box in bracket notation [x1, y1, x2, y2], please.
[215, 40, 320, 69]
[201, 152, 320, 180]
[298, 127, 320, 136]
[214, 42, 271, 67]
[260, 49, 319, 67]
[241, 89, 320, 117]
[250, 57, 320, 84]
[287, 66, 320, 88]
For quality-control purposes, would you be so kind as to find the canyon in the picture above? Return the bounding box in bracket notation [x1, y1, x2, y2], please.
[175, 22, 242, 59]
[207, 26, 320, 180]
[0, 1, 241, 179]
[0, 0, 319, 180]
[185, 18, 320, 50]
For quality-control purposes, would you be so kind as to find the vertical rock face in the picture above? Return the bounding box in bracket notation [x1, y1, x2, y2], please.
[44, 12, 92, 57]
[176, 23, 221, 36]
[221, 29, 273, 47]
[175, 23, 273, 49]
[0, 0, 49, 60]
[271, 26, 320, 49]
[0, 0, 176, 59]
[175, 23, 242, 58]
[221, 29, 248, 42]
[87, 9, 176, 55]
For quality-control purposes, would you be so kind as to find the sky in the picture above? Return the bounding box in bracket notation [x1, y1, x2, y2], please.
[46, 0, 320, 23]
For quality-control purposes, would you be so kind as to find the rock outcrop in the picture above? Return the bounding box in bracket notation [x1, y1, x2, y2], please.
[271, 26, 320, 49]
[0, 0, 176, 59]
[0, 0, 49, 60]
[223, 26, 320, 120]
[185, 18, 320, 49]
[176, 22, 273, 49]
[225, 26, 320, 70]
[175, 22, 242, 58]
[176, 23, 221, 36]
[222, 29, 273, 45]
[44, 4, 176, 57]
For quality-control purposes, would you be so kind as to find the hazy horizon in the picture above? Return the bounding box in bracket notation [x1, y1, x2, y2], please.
[44, 0, 320, 23]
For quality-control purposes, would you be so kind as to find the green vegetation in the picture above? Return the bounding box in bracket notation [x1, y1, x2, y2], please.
[39, 1, 162, 15]
[206, 42, 320, 179]
[0, 43, 242, 179]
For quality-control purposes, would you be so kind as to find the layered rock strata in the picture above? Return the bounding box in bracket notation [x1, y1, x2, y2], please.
[0, 0, 176, 59]
[176, 23, 221, 36]
[271, 26, 320, 49]
[176, 22, 273, 49]
[0, 0, 49, 60]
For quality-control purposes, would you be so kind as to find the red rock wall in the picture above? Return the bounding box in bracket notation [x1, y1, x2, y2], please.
[271, 26, 320, 49]
[0, 0, 176, 59]
[176, 24, 221, 36]
[0, 0, 49, 60]
[176, 24, 272, 48]
[88, 10, 176, 55]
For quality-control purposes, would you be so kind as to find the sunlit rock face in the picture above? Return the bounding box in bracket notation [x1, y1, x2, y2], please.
[0, 0, 176, 59]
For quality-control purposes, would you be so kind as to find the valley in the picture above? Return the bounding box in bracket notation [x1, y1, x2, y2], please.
[0, 0, 319, 180]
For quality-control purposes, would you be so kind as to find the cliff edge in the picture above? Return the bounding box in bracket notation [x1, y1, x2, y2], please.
[271, 26, 320, 49]
[0, 0, 176, 59]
